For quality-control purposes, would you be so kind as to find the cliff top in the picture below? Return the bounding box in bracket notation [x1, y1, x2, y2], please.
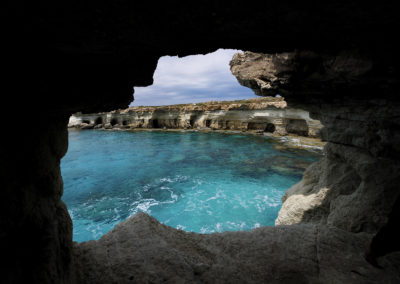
[112, 97, 287, 114]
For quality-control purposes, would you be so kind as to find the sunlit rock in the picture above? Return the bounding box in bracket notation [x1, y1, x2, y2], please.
[68, 97, 323, 138]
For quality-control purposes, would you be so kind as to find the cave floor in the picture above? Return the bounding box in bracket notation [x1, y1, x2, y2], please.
[74, 213, 400, 283]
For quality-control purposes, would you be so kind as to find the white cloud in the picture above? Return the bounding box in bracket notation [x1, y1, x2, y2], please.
[130, 49, 256, 106]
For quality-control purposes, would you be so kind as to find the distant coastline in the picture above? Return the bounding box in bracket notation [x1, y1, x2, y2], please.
[69, 97, 323, 139]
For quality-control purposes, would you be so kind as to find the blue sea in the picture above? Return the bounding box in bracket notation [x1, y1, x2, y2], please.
[61, 130, 321, 242]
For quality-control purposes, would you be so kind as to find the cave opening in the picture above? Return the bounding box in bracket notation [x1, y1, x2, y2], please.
[82, 119, 91, 124]
[61, 49, 328, 247]
[152, 119, 160, 128]
[110, 118, 119, 126]
[189, 117, 196, 128]
[95, 117, 103, 125]
[265, 123, 275, 133]
[61, 49, 326, 245]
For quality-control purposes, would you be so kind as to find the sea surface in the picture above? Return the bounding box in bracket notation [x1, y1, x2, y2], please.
[61, 130, 321, 242]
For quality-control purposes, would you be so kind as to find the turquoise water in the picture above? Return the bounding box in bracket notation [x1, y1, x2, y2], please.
[61, 130, 321, 242]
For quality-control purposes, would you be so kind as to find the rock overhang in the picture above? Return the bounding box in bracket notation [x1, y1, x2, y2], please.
[14, 2, 400, 115]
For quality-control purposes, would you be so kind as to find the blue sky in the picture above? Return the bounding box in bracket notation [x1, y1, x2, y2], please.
[130, 49, 257, 106]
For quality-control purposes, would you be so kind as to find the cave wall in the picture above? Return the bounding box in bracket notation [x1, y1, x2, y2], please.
[2, 1, 400, 283]
[2, 115, 74, 283]
[230, 51, 400, 234]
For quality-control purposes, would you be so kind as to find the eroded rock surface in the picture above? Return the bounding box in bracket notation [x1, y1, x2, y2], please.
[74, 213, 400, 284]
[68, 97, 322, 137]
[275, 103, 400, 234]
[230, 51, 400, 235]
[230, 50, 395, 102]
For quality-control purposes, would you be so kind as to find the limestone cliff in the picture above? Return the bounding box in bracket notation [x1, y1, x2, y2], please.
[68, 97, 322, 138]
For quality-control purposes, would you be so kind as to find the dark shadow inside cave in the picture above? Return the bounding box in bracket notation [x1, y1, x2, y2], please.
[95, 117, 103, 125]
[265, 123, 275, 133]
[110, 118, 119, 126]
[189, 117, 196, 128]
[152, 119, 160, 128]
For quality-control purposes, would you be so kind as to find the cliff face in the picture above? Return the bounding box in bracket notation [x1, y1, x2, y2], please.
[230, 51, 400, 235]
[68, 98, 322, 137]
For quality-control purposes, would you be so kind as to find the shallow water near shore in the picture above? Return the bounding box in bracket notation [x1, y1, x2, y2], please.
[61, 129, 321, 242]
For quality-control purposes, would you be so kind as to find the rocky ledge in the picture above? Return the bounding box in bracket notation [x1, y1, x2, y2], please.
[74, 212, 400, 283]
[68, 97, 323, 138]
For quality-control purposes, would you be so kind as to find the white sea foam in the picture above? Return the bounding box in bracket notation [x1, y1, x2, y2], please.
[176, 225, 186, 230]
[129, 198, 160, 215]
[64, 130, 320, 242]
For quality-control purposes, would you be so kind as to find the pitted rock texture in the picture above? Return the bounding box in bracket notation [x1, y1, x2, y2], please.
[68, 98, 322, 137]
[275, 103, 400, 233]
[230, 52, 296, 97]
[74, 213, 400, 284]
[230, 51, 400, 235]
[230, 50, 398, 103]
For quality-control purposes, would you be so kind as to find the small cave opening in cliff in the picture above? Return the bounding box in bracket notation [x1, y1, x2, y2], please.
[110, 118, 119, 126]
[205, 120, 211, 127]
[122, 120, 129, 126]
[82, 119, 91, 124]
[189, 117, 196, 128]
[95, 117, 103, 125]
[265, 123, 275, 133]
[151, 119, 160, 128]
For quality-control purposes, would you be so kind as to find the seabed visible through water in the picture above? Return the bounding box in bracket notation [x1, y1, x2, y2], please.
[62, 129, 322, 242]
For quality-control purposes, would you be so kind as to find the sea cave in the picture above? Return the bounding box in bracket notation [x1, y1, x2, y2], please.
[3, 2, 400, 283]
